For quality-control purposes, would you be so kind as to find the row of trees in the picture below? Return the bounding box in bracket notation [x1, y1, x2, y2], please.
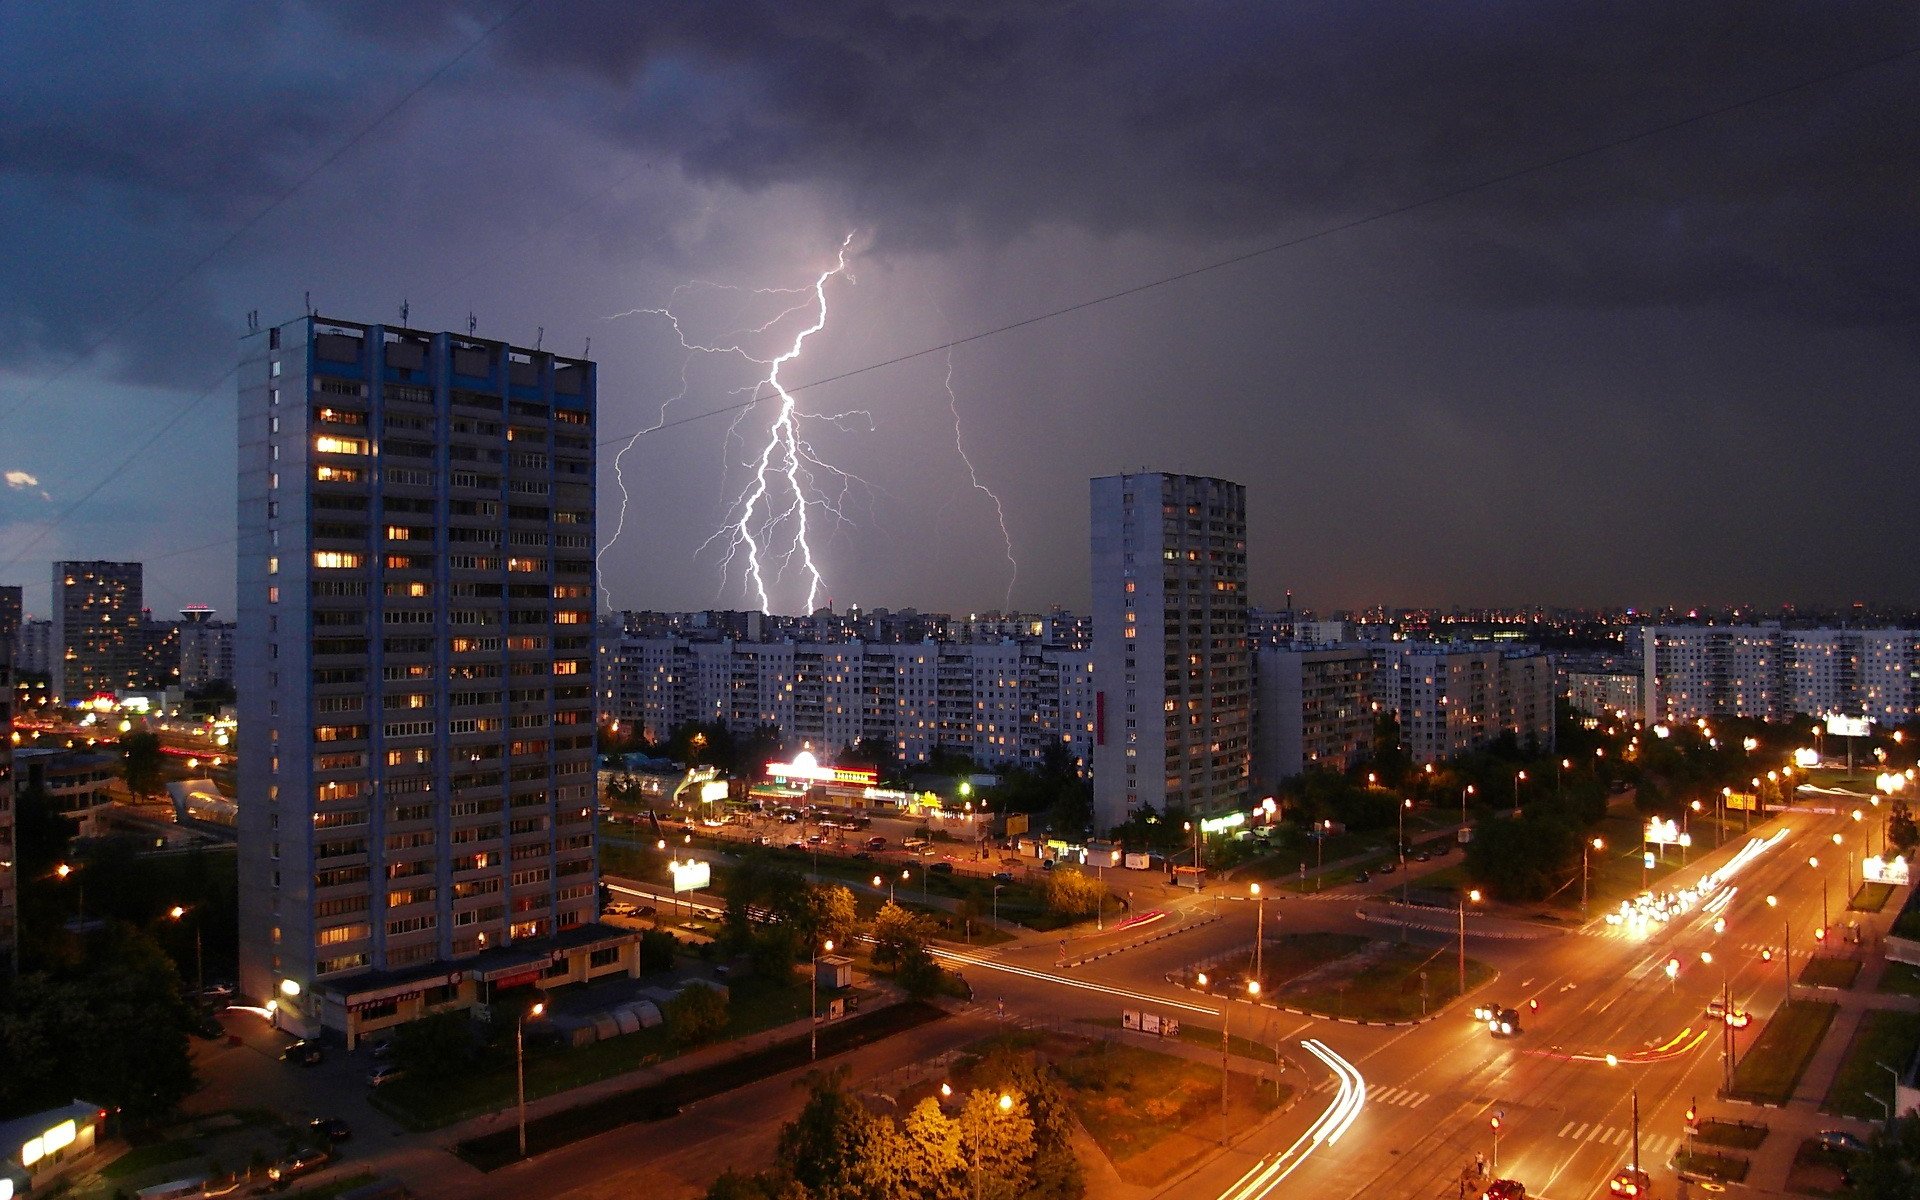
[708, 1052, 1082, 1200]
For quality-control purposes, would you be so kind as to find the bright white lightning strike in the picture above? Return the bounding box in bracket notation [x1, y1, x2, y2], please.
[605, 235, 864, 614]
[939, 345, 1017, 608]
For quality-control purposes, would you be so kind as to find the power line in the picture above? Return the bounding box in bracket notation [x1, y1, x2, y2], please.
[598, 40, 1920, 450]
[0, 366, 236, 574]
[0, 0, 539, 433]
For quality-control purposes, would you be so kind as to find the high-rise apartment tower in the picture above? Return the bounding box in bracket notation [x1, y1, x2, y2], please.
[237, 315, 635, 1043]
[1090, 473, 1250, 835]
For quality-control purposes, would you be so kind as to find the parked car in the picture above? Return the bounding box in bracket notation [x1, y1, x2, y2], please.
[367, 1064, 406, 1088]
[1817, 1130, 1869, 1153]
[786, 841, 806, 852]
[281, 1040, 324, 1066]
[606, 901, 639, 917]
[309, 1118, 352, 1143]
[1607, 1167, 1651, 1196]
[866, 836, 888, 850]
[992, 871, 1015, 883]
[1414, 851, 1432, 863]
[1354, 870, 1370, 884]
[1377, 860, 1396, 874]
[930, 861, 955, 875]
[1481, 1182, 1527, 1200]
[267, 1147, 334, 1183]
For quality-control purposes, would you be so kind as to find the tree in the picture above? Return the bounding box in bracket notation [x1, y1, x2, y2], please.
[1042, 868, 1105, 917]
[808, 884, 858, 951]
[392, 1009, 475, 1082]
[639, 929, 678, 974]
[899, 1097, 967, 1200]
[778, 1070, 910, 1200]
[869, 902, 934, 969]
[839, 737, 901, 785]
[665, 983, 730, 1046]
[956, 1088, 1038, 1200]
[1464, 811, 1581, 903]
[895, 942, 946, 998]
[0, 924, 197, 1126]
[120, 729, 166, 802]
[1892, 799, 1919, 858]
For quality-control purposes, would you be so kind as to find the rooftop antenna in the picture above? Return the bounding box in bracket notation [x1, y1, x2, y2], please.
[400, 299, 410, 326]
[583, 337, 591, 359]
[304, 290, 313, 316]
[468, 312, 478, 336]
[535, 326, 544, 351]
[246, 310, 259, 332]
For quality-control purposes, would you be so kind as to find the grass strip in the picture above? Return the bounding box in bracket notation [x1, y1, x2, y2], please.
[1694, 1118, 1768, 1150]
[1822, 1009, 1920, 1120]
[454, 1000, 946, 1170]
[1799, 956, 1862, 990]
[1729, 1000, 1837, 1105]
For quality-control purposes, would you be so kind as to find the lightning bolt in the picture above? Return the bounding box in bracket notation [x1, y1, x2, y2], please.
[938, 343, 1017, 609]
[607, 234, 863, 614]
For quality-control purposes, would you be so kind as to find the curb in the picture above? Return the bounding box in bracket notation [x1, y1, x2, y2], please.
[1061, 913, 1221, 968]
[1160, 971, 1494, 1028]
[1356, 906, 1560, 941]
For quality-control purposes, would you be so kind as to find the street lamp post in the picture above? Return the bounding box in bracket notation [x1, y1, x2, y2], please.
[1769, 894, 1790, 1001]
[993, 883, 1005, 929]
[1810, 855, 1829, 932]
[517, 1000, 546, 1159]
[810, 938, 835, 1061]
[1251, 883, 1265, 984]
[1513, 770, 1526, 815]
[1398, 799, 1412, 902]
[1461, 784, 1475, 831]
[168, 905, 204, 996]
[1582, 838, 1604, 919]
[1458, 889, 1481, 997]
[1605, 1054, 1640, 1183]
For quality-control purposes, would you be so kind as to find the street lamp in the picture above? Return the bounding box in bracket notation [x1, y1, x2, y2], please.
[168, 904, 205, 995]
[1251, 883, 1265, 983]
[1398, 799, 1412, 899]
[517, 1000, 546, 1159]
[1459, 889, 1481, 997]
[1605, 1053, 1641, 1184]
[810, 938, 835, 1061]
[1582, 838, 1604, 919]
[1810, 855, 1829, 931]
[1768, 894, 1791, 1001]
[1461, 783, 1475, 831]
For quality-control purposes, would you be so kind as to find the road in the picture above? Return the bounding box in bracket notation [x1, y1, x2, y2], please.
[184, 798, 1874, 1200]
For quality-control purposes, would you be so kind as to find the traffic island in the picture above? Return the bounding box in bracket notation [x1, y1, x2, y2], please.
[1728, 1000, 1837, 1106]
[1850, 882, 1895, 913]
[1693, 1117, 1768, 1150]
[454, 999, 947, 1169]
[1799, 956, 1863, 990]
[1823, 1009, 1920, 1120]
[1674, 1148, 1750, 1183]
[1185, 933, 1494, 1023]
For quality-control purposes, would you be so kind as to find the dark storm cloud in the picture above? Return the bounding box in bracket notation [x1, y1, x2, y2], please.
[4, 0, 1919, 612]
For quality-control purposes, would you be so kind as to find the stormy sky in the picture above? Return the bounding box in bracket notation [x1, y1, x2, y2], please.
[2, 1, 1917, 620]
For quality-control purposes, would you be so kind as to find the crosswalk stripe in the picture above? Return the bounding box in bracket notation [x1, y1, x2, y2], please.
[1558, 1121, 1575, 1138]
[1571, 1123, 1590, 1140]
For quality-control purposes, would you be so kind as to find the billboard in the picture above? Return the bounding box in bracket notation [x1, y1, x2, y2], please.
[1865, 855, 1912, 886]
[1827, 714, 1873, 739]
[1645, 818, 1682, 846]
[669, 859, 711, 893]
[698, 780, 730, 804]
[1725, 792, 1759, 812]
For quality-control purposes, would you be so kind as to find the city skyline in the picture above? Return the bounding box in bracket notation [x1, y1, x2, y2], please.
[3, 4, 1919, 620]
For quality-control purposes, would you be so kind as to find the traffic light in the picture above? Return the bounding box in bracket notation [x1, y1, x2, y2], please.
[1761, 948, 1773, 962]
[1685, 1103, 1697, 1123]
[1815, 928, 1827, 942]
[1528, 999, 1539, 1012]
[1490, 1115, 1501, 1132]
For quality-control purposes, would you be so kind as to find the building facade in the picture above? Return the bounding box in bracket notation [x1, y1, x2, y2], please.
[50, 561, 143, 703]
[237, 315, 634, 1045]
[602, 635, 1095, 773]
[1090, 473, 1250, 833]
[178, 607, 237, 690]
[1566, 668, 1644, 721]
[0, 585, 20, 648]
[1369, 643, 1556, 764]
[1252, 646, 1376, 789]
[14, 620, 51, 676]
[1644, 625, 1920, 725]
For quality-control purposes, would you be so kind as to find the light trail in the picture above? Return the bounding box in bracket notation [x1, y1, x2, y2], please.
[1216, 1038, 1366, 1200]
[928, 945, 1216, 1015]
